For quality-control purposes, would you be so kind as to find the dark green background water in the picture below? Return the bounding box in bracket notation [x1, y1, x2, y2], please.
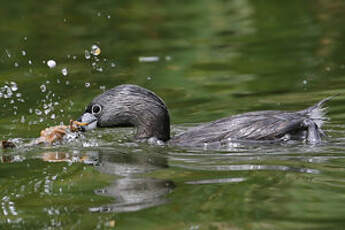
[1, 0, 345, 229]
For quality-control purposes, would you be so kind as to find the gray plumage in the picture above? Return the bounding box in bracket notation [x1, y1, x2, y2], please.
[83, 84, 170, 141]
[79, 84, 331, 146]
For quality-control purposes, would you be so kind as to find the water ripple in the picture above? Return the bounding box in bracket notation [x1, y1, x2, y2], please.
[171, 164, 320, 174]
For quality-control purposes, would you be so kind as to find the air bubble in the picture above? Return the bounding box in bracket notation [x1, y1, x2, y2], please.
[85, 82, 90, 88]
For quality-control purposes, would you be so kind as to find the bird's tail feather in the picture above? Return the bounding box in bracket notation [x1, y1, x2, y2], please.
[305, 95, 338, 129]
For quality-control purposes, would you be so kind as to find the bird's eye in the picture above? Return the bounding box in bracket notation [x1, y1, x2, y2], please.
[91, 104, 102, 115]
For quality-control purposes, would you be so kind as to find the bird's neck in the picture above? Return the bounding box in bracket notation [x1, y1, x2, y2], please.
[132, 108, 171, 142]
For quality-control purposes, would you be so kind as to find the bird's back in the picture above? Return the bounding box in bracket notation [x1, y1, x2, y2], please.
[170, 98, 330, 147]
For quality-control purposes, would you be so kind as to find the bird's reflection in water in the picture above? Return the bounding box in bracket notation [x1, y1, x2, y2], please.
[92, 178, 175, 213]
[36, 149, 175, 213]
[90, 150, 175, 213]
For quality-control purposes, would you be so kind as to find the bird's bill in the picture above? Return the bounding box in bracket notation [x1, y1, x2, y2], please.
[77, 113, 98, 131]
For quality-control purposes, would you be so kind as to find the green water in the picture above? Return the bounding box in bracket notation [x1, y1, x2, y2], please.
[1, 0, 345, 229]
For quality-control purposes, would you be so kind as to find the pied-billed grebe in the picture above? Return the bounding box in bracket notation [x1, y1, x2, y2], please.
[78, 84, 331, 146]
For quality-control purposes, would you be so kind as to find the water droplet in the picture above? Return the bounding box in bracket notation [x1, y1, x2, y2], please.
[47, 60, 56, 68]
[85, 50, 91, 59]
[10, 82, 18, 91]
[5, 49, 11, 58]
[72, 56, 77, 60]
[35, 109, 42, 115]
[91, 45, 101, 56]
[24, 36, 28, 41]
[99, 85, 106, 91]
[16, 93, 21, 98]
[28, 60, 32, 65]
[21, 50, 26, 56]
[50, 114, 56, 119]
[107, 15, 111, 19]
[303, 80, 307, 85]
[96, 67, 103, 72]
[85, 82, 90, 88]
[61, 68, 68, 76]
[29, 108, 33, 114]
[147, 76, 152, 80]
[111, 62, 116, 68]
[21, 116, 25, 123]
[40, 84, 46, 92]
[14, 62, 19, 68]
